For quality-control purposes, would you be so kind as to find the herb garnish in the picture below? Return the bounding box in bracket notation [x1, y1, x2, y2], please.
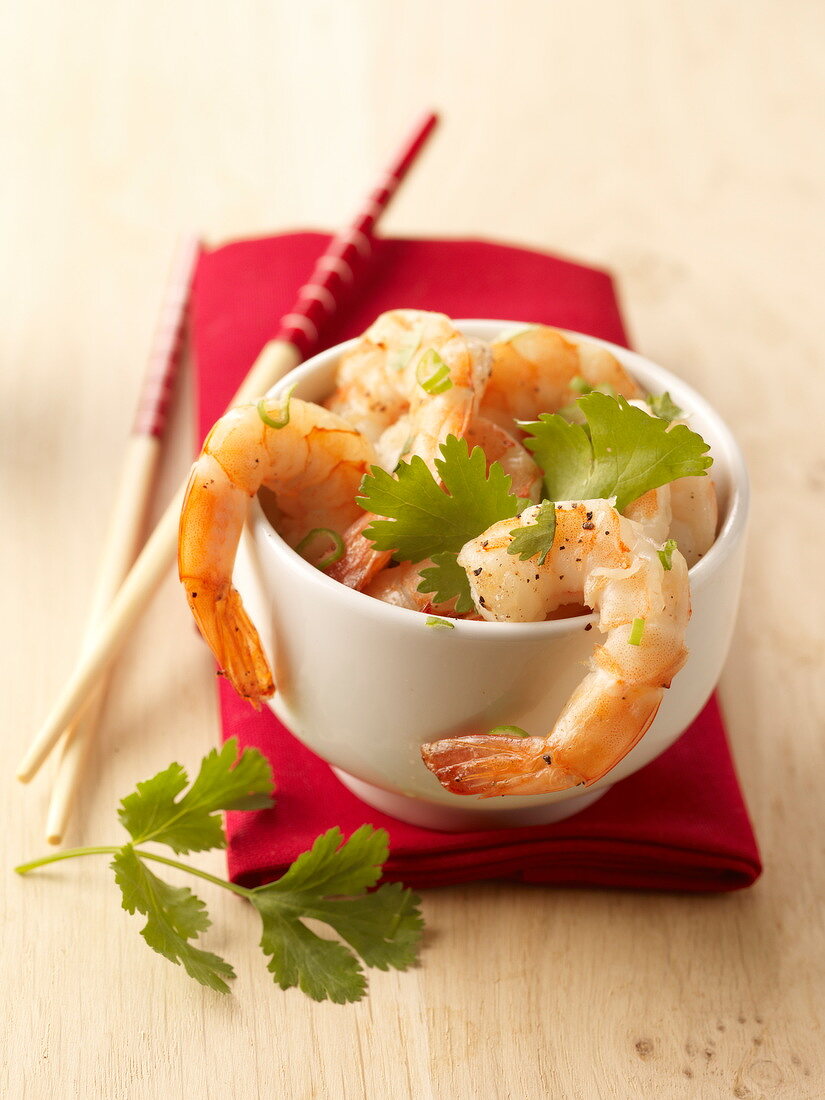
[647, 391, 683, 422]
[658, 538, 678, 571]
[257, 384, 297, 429]
[425, 615, 456, 629]
[521, 391, 712, 513]
[508, 501, 558, 565]
[357, 435, 520, 611]
[296, 527, 345, 571]
[415, 348, 453, 395]
[358, 393, 712, 595]
[628, 617, 646, 646]
[16, 739, 423, 1004]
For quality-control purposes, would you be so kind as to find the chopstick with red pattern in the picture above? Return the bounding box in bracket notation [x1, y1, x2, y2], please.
[17, 110, 440, 788]
[45, 237, 200, 842]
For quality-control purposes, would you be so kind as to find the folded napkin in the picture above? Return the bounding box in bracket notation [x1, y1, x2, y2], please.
[191, 232, 761, 892]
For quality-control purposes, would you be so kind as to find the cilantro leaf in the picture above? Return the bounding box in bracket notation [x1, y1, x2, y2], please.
[522, 391, 712, 513]
[248, 826, 423, 1004]
[507, 501, 558, 564]
[357, 435, 519, 563]
[111, 846, 236, 993]
[254, 899, 367, 1003]
[647, 391, 683, 422]
[267, 822, 386, 895]
[118, 738, 274, 853]
[418, 552, 475, 613]
[307, 883, 423, 971]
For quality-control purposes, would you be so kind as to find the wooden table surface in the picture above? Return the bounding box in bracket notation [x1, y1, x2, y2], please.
[3, 3, 823, 1097]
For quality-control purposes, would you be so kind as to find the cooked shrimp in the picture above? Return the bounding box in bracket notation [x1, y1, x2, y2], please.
[420, 500, 690, 796]
[362, 561, 431, 612]
[326, 512, 393, 592]
[326, 309, 491, 471]
[669, 475, 717, 567]
[327, 314, 493, 592]
[628, 398, 718, 566]
[623, 486, 672, 545]
[324, 309, 422, 441]
[360, 559, 484, 618]
[480, 324, 643, 431]
[330, 414, 542, 596]
[464, 417, 542, 501]
[178, 396, 377, 705]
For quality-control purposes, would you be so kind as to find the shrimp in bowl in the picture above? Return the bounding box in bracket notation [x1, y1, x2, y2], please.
[178, 314, 748, 829]
[420, 501, 690, 797]
[178, 395, 377, 706]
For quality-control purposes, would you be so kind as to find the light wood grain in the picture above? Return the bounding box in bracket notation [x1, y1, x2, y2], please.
[2, 2, 824, 1097]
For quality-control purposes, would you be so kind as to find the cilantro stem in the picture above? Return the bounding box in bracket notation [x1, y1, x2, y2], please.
[135, 850, 254, 898]
[15, 845, 254, 899]
[15, 845, 122, 874]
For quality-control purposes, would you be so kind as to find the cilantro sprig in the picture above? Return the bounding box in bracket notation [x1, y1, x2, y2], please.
[357, 435, 520, 610]
[16, 739, 423, 1004]
[521, 391, 712, 513]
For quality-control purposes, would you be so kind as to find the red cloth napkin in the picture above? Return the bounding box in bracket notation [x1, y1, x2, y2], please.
[190, 232, 761, 893]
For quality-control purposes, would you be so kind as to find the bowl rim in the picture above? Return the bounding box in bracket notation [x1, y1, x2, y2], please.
[249, 320, 750, 638]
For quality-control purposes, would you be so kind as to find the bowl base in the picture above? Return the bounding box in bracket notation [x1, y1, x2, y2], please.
[331, 768, 608, 832]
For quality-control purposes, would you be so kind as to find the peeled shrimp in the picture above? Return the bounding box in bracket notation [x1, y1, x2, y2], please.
[329, 414, 542, 596]
[178, 396, 377, 705]
[669, 475, 717, 566]
[361, 560, 472, 616]
[628, 398, 718, 566]
[362, 561, 431, 612]
[480, 324, 643, 432]
[624, 476, 717, 568]
[326, 309, 491, 472]
[327, 311, 493, 592]
[623, 486, 673, 546]
[464, 416, 542, 502]
[420, 500, 690, 796]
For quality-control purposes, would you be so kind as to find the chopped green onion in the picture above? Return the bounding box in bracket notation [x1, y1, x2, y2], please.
[257, 384, 297, 429]
[416, 349, 453, 395]
[570, 376, 592, 395]
[425, 616, 455, 629]
[628, 617, 646, 646]
[658, 539, 677, 571]
[489, 725, 530, 738]
[296, 528, 345, 571]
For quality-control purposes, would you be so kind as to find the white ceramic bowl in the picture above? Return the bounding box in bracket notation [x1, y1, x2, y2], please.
[233, 322, 749, 831]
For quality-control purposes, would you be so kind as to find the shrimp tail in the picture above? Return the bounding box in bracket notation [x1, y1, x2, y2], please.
[421, 676, 665, 798]
[420, 734, 581, 798]
[182, 579, 275, 707]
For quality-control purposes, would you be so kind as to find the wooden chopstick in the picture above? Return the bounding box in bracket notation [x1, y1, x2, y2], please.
[45, 238, 200, 843]
[17, 110, 440, 785]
